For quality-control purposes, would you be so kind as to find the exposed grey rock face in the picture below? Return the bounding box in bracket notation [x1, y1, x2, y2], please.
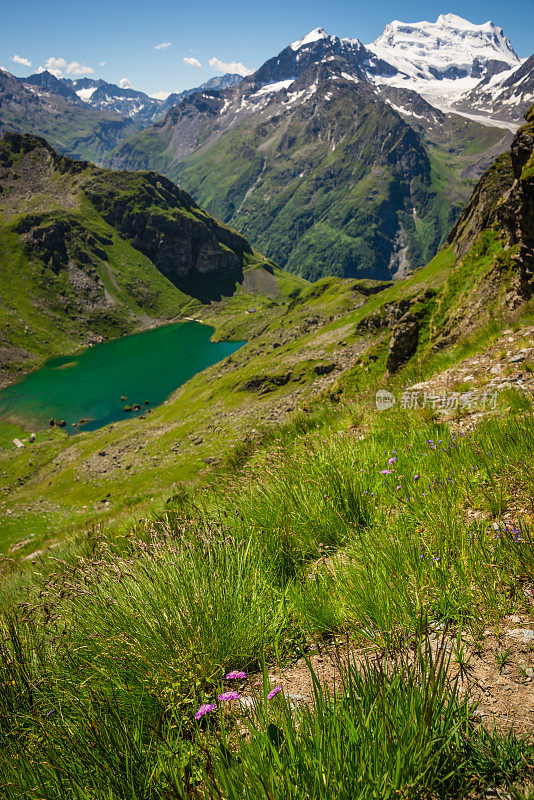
[386, 313, 421, 373]
[454, 55, 534, 125]
[84, 169, 252, 301]
[450, 106, 534, 302]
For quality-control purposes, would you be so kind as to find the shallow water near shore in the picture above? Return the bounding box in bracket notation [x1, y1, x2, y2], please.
[0, 322, 243, 434]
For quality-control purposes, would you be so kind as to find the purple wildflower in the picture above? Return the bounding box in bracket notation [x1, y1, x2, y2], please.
[396, 485, 402, 491]
[388, 457, 397, 466]
[414, 474, 420, 481]
[380, 469, 391, 475]
[267, 686, 282, 700]
[218, 691, 240, 702]
[195, 703, 216, 720]
[226, 670, 247, 680]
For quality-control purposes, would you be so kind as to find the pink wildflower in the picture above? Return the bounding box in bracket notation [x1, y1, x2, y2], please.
[218, 691, 240, 702]
[195, 703, 216, 720]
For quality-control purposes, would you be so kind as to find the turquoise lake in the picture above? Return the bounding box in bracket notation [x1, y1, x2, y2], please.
[0, 322, 243, 434]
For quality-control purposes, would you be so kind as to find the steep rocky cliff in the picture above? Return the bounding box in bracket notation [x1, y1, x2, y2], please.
[447, 105, 534, 309]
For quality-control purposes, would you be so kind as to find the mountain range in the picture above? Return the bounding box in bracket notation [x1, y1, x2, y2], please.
[108, 14, 532, 280]
[1, 13, 533, 282]
[0, 67, 242, 164]
[24, 71, 243, 123]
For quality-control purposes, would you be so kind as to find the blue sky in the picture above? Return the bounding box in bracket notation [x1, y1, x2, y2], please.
[1, 0, 533, 97]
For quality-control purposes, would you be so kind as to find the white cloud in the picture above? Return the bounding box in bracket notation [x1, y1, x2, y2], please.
[44, 57, 67, 72]
[150, 90, 171, 100]
[67, 61, 94, 75]
[99, 61, 106, 66]
[35, 57, 94, 79]
[208, 57, 251, 77]
[155, 41, 172, 50]
[183, 56, 202, 68]
[119, 77, 132, 89]
[0, 65, 8, 72]
[11, 54, 32, 67]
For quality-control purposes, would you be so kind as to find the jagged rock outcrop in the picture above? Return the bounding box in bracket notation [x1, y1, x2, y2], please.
[1, 133, 253, 302]
[84, 170, 252, 301]
[448, 105, 534, 302]
[386, 313, 421, 373]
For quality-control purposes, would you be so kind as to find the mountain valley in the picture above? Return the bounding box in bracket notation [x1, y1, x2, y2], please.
[2, 14, 532, 283]
[107, 14, 532, 281]
[0, 103, 532, 553]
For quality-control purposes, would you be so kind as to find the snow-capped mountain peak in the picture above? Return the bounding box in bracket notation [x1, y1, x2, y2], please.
[436, 13, 491, 30]
[365, 13, 521, 115]
[290, 28, 330, 51]
[367, 14, 520, 81]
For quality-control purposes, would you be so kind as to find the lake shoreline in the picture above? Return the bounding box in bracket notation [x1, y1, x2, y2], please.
[0, 311, 217, 394]
[0, 320, 244, 435]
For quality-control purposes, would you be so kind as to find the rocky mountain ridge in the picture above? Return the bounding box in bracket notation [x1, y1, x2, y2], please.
[0, 67, 243, 163]
[0, 69, 141, 163]
[452, 55, 534, 125]
[23, 71, 243, 125]
[448, 105, 534, 302]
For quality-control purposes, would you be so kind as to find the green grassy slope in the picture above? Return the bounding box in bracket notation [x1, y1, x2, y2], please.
[174, 104, 507, 283]
[0, 233, 524, 555]
[0, 111, 533, 800]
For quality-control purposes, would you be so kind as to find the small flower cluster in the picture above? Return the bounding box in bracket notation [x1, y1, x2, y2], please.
[194, 670, 283, 721]
[493, 523, 524, 543]
[195, 703, 216, 720]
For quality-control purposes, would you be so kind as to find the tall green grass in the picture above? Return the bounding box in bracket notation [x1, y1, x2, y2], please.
[1, 405, 533, 797]
[202, 645, 512, 800]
